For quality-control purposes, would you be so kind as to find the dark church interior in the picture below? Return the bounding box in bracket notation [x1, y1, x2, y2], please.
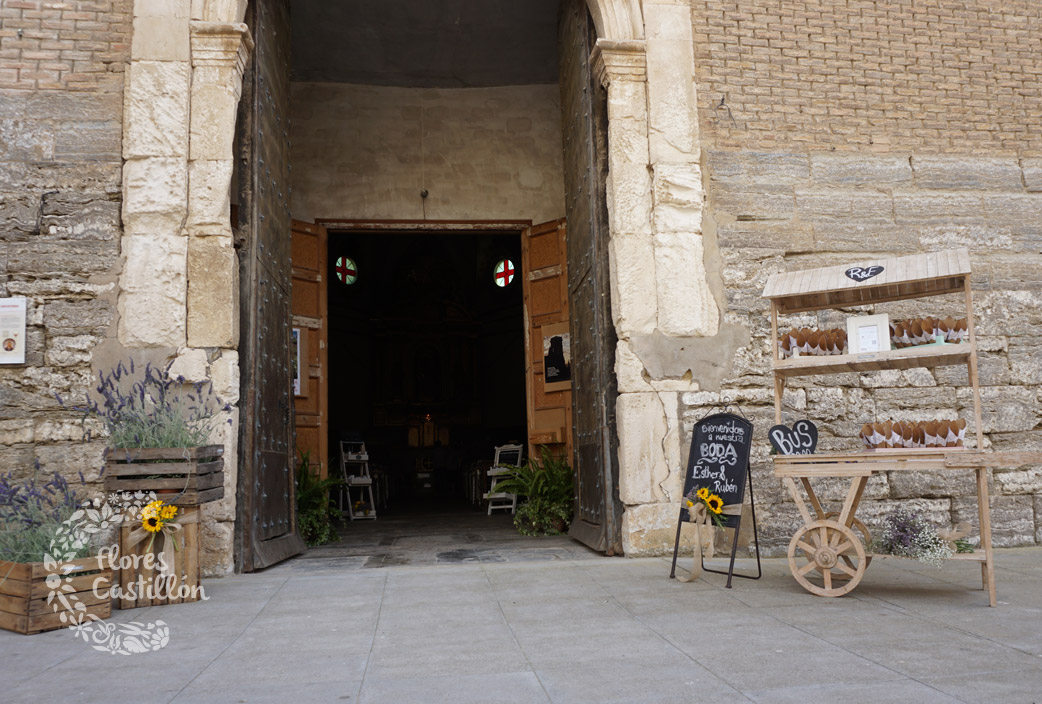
[326, 232, 527, 513]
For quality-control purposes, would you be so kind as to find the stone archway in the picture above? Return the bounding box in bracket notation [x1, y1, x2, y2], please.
[118, 0, 718, 564]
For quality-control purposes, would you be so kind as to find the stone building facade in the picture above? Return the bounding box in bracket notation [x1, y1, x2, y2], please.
[1, 0, 1040, 572]
[0, 2, 128, 505]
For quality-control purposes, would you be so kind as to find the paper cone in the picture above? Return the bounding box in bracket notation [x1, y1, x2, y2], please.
[924, 420, 940, 448]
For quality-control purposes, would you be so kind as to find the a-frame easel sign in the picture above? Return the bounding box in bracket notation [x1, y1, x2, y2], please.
[669, 409, 761, 587]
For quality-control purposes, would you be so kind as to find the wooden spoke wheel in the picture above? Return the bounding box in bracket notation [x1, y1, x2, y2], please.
[787, 519, 867, 597]
[823, 512, 873, 572]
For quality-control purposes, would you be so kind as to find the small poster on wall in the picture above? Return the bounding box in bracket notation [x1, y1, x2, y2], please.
[291, 327, 304, 396]
[0, 298, 26, 365]
[541, 322, 571, 392]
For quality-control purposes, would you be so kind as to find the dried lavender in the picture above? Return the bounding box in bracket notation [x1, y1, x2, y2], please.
[61, 360, 229, 449]
[0, 466, 89, 564]
[873, 507, 954, 567]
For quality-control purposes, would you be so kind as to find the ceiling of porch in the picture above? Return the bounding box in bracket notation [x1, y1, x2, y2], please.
[290, 0, 561, 87]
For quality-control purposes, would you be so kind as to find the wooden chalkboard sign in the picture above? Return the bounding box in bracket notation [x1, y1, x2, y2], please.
[845, 265, 884, 282]
[671, 411, 761, 587]
[680, 413, 753, 529]
[768, 420, 818, 456]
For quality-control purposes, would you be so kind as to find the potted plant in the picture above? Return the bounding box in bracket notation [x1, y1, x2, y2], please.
[67, 361, 227, 506]
[295, 452, 344, 546]
[492, 446, 575, 536]
[0, 469, 113, 634]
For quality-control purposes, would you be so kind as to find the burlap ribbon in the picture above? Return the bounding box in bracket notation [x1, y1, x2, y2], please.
[678, 502, 743, 583]
[938, 521, 972, 553]
[125, 510, 197, 578]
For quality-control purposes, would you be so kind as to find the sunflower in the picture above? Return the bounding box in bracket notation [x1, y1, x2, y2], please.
[685, 499, 695, 509]
[142, 513, 164, 533]
[706, 494, 724, 514]
[142, 499, 162, 518]
[696, 487, 709, 501]
[160, 504, 178, 520]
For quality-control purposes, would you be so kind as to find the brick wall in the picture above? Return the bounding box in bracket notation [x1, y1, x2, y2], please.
[0, 0, 129, 91]
[0, 0, 130, 487]
[690, 0, 1042, 154]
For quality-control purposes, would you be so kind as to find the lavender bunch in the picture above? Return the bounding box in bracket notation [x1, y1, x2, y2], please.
[873, 507, 954, 567]
[0, 466, 88, 564]
[63, 360, 230, 449]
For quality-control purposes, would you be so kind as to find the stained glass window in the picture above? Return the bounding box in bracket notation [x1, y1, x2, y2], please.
[494, 258, 515, 287]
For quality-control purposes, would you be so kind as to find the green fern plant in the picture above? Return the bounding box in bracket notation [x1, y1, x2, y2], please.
[295, 452, 344, 546]
[493, 446, 575, 536]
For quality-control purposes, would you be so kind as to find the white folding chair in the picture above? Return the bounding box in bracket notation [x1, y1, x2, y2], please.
[484, 444, 523, 515]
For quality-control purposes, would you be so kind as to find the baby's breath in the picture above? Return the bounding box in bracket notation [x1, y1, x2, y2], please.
[873, 507, 953, 567]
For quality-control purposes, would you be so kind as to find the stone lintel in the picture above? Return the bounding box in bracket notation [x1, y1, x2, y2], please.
[189, 21, 253, 74]
[591, 39, 647, 87]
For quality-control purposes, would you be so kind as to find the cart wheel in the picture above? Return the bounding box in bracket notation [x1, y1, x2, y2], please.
[788, 519, 866, 597]
[823, 512, 873, 572]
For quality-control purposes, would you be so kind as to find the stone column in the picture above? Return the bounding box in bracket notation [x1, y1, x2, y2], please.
[184, 20, 252, 576]
[592, 40, 673, 549]
[593, 25, 716, 555]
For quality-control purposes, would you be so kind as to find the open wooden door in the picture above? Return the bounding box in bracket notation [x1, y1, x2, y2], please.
[557, 0, 622, 554]
[291, 220, 329, 477]
[235, 0, 304, 572]
[521, 219, 573, 462]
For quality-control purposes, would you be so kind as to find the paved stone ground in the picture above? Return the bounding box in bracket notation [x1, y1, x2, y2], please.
[271, 509, 602, 571]
[2, 546, 1041, 703]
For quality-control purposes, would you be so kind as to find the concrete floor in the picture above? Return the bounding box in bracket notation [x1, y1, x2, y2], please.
[2, 526, 1041, 703]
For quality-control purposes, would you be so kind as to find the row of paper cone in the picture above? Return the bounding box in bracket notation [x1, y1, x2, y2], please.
[778, 328, 848, 358]
[860, 419, 967, 449]
[891, 317, 967, 348]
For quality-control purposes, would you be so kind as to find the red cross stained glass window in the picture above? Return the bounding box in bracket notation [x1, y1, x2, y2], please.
[336, 256, 358, 285]
[494, 258, 515, 287]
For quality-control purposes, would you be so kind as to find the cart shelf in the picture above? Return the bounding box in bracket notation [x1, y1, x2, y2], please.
[868, 550, 987, 563]
[773, 343, 973, 378]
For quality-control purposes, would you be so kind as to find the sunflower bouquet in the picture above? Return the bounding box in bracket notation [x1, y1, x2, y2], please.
[140, 499, 180, 553]
[685, 486, 725, 528]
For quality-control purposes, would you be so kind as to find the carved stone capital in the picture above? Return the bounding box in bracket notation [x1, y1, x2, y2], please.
[590, 39, 647, 87]
[190, 21, 253, 75]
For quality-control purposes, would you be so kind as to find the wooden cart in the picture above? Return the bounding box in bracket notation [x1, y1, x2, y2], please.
[762, 249, 1041, 606]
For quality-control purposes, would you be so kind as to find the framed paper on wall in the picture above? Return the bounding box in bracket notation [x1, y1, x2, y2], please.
[0, 297, 26, 365]
[541, 322, 572, 392]
[846, 313, 890, 354]
[291, 327, 307, 397]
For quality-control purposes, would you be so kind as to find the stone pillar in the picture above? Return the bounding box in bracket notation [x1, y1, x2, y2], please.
[593, 23, 716, 555]
[186, 20, 251, 577]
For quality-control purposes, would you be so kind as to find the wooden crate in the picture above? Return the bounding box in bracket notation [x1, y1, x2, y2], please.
[0, 555, 112, 635]
[115, 506, 201, 609]
[104, 445, 224, 506]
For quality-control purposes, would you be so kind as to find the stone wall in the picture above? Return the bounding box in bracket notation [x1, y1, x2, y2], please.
[691, 151, 1042, 554]
[289, 82, 566, 224]
[0, 1, 130, 491]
